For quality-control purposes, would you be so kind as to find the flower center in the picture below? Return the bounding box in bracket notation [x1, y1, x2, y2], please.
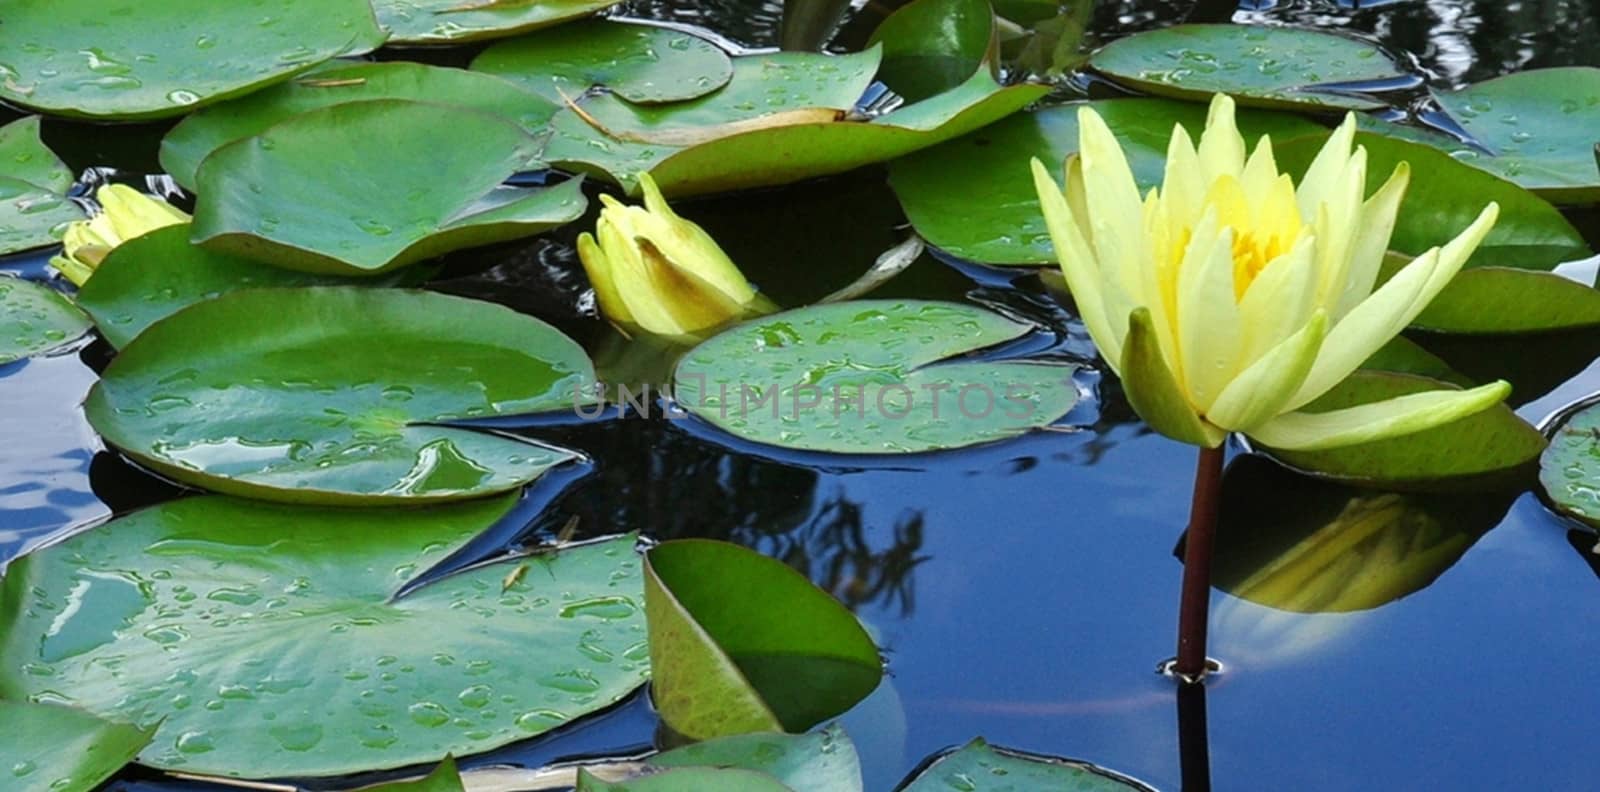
[1230, 228, 1294, 300]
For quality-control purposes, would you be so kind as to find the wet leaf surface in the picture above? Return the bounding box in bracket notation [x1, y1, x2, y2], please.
[0, 496, 648, 778]
[373, 0, 626, 44]
[0, 701, 154, 792]
[1431, 67, 1600, 204]
[471, 20, 733, 105]
[0, 178, 84, 257]
[868, 0, 995, 102]
[85, 287, 592, 503]
[899, 738, 1154, 790]
[674, 300, 1078, 453]
[0, 275, 91, 364]
[1539, 396, 1600, 530]
[644, 540, 881, 740]
[647, 725, 862, 792]
[0, 0, 385, 120]
[0, 116, 74, 194]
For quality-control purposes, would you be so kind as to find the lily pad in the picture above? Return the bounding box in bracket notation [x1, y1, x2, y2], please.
[648, 726, 862, 792]
[900, 739, 1154, 791]
[1360, 337, 1470, 386]
[1214, 454, 1512, 613]
[160, 61, 561, 191]
[0, 275, 92, 364]
[191, 100, 586, 276]
[1431, 67, 1600, 204]
[0, 701, 154, 792]
[471, 20, 733, 105]
[1273, 131, 1589, 271]
[644, 539, 882, 740]
[0, 177, 85, 256]
[373, 0, 626, 45]
[579, 767, 795, 792]
[674, 301, 1077, 454]
[84, 287, 592, 504]
[868, 0, 996, 102]
[0, 116, 73, 194]
[1261, 371, 1545, 492]
[887, 98, 1323, 265]
[0, 0, 386, 120]
[1540, 396, 1600, 529]
[75, 224, 396, 349]
[1088, 24, 1406, 111]
[371, 758, 465, 791]
[0, 495, 649, 778]
[1410, 267, 1600, 334]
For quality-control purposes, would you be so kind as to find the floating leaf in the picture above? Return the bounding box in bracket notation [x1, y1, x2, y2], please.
[75, 224, 406, 349]
[1214, 454, 1512, 613]
[160, 61, 560, 191]
[368, 758, 466, 791]
[644, 540, 881, 740]
[647, 726, 861, 792]
[1539, 396, 1600, 530]
[887, 98, 1323, 264]
[0, 177, 85, 256]
[1360, 337, 1470, 386]
[1273, 131, 1590, 271]
[1260, 371, 1545, 492]
[1411, 267, 1600, 334]
[1089, 24, 1406, 111]
[0, 0, 385, 120]
[0, 495, 649, 778]
[1431, 67, 1600, 204]
[471, 21, 733, 105]
[900, 739, 1153, 791]
[674, 300, 1076, 453]
[191, 100, 585, 276]
[0, 116, 73, 194]
[85, 287, 592, 504]
[868, 0, 996, 102]
[0, 702, 154, 792]
[579, 767, 794, 792]
[0, 276, 91, 364]
[373, 0, 625, 44]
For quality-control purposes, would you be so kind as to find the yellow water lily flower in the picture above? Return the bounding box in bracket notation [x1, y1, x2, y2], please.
[1031, 93, 1509, 451]
[577, 173, 771, 337]
[49, 184, 189, 286]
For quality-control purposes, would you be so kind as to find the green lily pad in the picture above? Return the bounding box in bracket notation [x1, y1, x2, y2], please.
[0, 495, 649, 778]
[1261, 371, 1545, 492]
[674, 300, 1077, 454]
[887, 98, 1323, 265]
[371, 758, 465, 791]
[1360, 337, 1470, 386]
[1273, 131, 1590, 271]
[0, 177, 85, 256]
[1410, 266, 1600, 334]
[900, 739, 1153, 791]
[0, 0, 385, 120]
[373, 0, 625, 45]
[471, 20, 733, 105]
[644, 539, 881, 740]
[1088, 24, 1406, 111]
[1214, 454, 1512, 613]
[191, 100, 586, 276]
[868, 0, 995, 102]
[84, 287, 592, 504]
[160, 61, 560, 191]
[579, 767, 795, 792]
[1539, 397, 1600, 529]
[75, 224, 394, 349]
[1431, 67, 1600, 204]
[0, 275, 92, 364]
[648, 726, 862, 792]
[541, 48, 882, 193]
[0, 702, 154, 792]
[0, 116, 73, 194]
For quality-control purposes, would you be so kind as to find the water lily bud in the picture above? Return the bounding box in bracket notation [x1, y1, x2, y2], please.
[576, 174, 769, 336]
[1031, 93, 1510, 451]
[49, 184, 189, 286]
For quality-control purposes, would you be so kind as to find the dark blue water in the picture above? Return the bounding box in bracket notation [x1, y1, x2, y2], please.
[7, 1, 1600, 790]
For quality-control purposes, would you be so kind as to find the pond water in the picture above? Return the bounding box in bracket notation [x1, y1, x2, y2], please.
[5, 0, 1600, 790]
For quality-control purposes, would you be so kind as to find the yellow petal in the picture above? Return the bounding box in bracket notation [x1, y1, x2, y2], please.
[96, 184, 187, 242]
[1287, 204, 1498, 410]
[1121, 307, 1227, 448]
[1236, 234, 1318, 367]
[1064, 153, 1094, 247]
[1031, 158, 1124, 370]
[1295, 112, 1357, 221]
[1175, 211, 1240, 410]
[1196, 93, 1245, 182]
[1310, 146, 1367, 313]
[1238, 134, 1280, 203]
[1334, 161, 1410, 318]
[1076, 105, 1144, 280]
[1160, 123, 1204, 231]
[1248, 380, 1510, 451]
[576, 230, 634, 326]
[1206, 310, 1326, 431]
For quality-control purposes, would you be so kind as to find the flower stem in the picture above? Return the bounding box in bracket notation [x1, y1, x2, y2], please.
[1175, 444, 1225, 682]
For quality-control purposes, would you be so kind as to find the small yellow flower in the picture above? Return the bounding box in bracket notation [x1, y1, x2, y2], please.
[50, 184, 189, 286]
[1031, 94, 1509, 451]
[577, 174, 770, 337]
